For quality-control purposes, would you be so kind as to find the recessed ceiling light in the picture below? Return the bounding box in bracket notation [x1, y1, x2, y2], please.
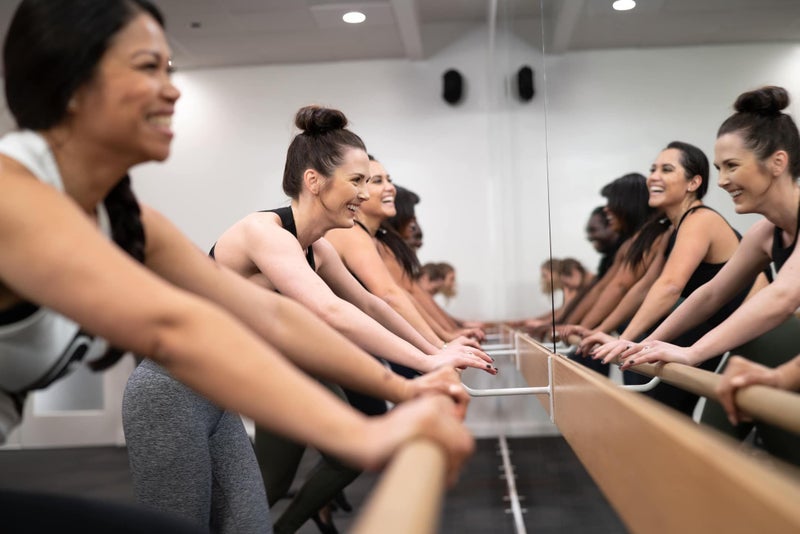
[612, 0, 636, 11]
[342, 11, 366, 24]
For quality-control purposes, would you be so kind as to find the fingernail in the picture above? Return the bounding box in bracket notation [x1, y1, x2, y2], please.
[486, 364, 491, 369]
[491, 357, 495, 362]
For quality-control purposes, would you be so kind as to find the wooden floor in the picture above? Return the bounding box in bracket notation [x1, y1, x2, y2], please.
[0, 436, 625, 533]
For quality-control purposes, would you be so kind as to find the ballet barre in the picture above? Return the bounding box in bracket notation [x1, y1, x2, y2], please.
[353, 327, 800, 534]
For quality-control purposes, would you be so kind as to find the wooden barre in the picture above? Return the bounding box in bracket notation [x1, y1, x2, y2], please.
[629, 360, 800, 434]
[563, 332, 800, 434]
[350, 439, 447, 534]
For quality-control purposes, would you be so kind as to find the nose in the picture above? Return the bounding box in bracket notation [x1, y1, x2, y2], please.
[357, 181, 370, 201]
[717, 170, 728, 188]
[162, 75, 181, 103]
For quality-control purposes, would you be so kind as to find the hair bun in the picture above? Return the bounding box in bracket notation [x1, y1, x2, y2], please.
[295, 105, 348, 135]
[734, 86, 789, 116]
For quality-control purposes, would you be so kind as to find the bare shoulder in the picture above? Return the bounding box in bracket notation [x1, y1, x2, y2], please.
[326, 225, 371, 251]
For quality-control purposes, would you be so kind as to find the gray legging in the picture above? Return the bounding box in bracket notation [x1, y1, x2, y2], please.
[122, 359, 272, 534]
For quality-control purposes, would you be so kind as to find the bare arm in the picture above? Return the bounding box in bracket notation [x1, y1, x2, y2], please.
[595, 238, 667, 334]
[579, 236, 663, 329]
[326, 226, 445, 347]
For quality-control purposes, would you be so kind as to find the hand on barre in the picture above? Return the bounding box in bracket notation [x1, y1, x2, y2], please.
[364, 395, 475, 487]
[404, 366, 471, 420]
[554, 324, 591, 343]
[577, 331, 616, 357]
[617, 339, 700, 370]
[715, 355, 798, 426]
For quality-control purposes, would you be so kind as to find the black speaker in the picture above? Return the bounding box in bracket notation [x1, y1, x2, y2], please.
[517, 66, 534, 102]
[442, 69, 463, 105]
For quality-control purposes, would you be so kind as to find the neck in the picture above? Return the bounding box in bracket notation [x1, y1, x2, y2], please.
[664, 197, 702, 227]
[42, 127, 134, 214]
[355, 211, 382, 236]
[763, 179, 800, 235]
[291, 199, 331, 249]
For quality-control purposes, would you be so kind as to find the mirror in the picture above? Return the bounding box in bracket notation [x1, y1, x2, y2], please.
[538, 0, 799, 341]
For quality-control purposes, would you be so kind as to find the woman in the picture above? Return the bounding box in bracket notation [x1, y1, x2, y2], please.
[326, 157, 483, 345]
[0, 0, 473, 530]
[581, 142, 751, 414]
[199, 105, 494, 533]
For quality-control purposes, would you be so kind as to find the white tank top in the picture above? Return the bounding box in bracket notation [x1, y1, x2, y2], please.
[0, 131, 113, 440]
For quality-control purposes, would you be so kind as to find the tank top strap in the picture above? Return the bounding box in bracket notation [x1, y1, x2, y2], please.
[772, 193, 800, 272]
[260, 207, 316, 271]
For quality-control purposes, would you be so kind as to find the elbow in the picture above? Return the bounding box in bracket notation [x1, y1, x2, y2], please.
[774, 287, 800, 321]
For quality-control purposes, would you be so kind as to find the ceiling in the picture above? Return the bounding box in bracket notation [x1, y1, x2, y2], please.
[0, 0, 798, 70]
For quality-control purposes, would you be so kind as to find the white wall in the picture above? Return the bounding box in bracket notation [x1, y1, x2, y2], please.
[130, 29, 800, 321]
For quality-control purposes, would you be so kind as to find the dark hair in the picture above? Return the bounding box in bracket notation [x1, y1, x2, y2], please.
[717, 86, 800, 178]
[600, 173, 652, 241]
[283, 105, 367, 198]
[590, 206, 608, 223]
[4, 0, 159, 370]
[386, 185, 420, 235]
[376, 222, 420, 278]
[626, 141, 710, 267]
[4, 0, 163, 130]
[666, 140, 709, 200]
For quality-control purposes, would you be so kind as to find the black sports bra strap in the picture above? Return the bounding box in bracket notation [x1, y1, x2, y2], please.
[260, 207, 315, 271]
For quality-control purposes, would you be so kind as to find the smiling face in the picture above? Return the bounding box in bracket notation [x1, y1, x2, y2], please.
[318, 147, 370, 227]
[585, 212, 617, 253]
[714, 133, 773, 214]
[69, 12, 180, 164]
[359, 159, 397, 221]
[647, 148, 699, 210]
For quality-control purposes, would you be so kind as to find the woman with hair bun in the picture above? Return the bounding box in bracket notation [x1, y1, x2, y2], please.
[0, 1, 473, 531]
[197, 104, 495, 533]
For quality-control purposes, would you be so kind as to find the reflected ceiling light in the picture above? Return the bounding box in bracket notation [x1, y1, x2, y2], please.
[342, 11, 366, 24]
[612, 0, 636, 11]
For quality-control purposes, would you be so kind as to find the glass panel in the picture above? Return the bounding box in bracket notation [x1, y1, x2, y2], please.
[538, 0, 798, 347]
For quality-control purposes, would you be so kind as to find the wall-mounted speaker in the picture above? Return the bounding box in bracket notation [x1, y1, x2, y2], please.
[517, 66, 534, 102]
[442, 69, 464, 105]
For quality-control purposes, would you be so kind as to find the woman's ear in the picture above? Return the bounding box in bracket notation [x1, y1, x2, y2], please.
[304, 168, 321, 195]
[769, 150, 789, 177]
[687, 174, 702, 193]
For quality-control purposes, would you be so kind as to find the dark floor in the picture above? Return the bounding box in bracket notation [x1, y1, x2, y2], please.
[0, 436, 626, 533]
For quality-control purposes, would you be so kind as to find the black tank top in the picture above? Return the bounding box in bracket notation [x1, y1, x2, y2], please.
[664, 205, 741, 298]
[664, 205, 749, 342]
[209, 207, 315, 271]
[771, 196, 800, 273]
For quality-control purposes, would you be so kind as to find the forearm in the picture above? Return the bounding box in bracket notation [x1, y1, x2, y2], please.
[411, 283, 459, 330]
[689, 287, 799, 364]
[618, 281, 682, 341]
[319, 300, 434, 372]
[381, 287, 446, 348]
[646, 283, 728, 343]
[365, 296, 441, 354]
[580, 282, 628, 329]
